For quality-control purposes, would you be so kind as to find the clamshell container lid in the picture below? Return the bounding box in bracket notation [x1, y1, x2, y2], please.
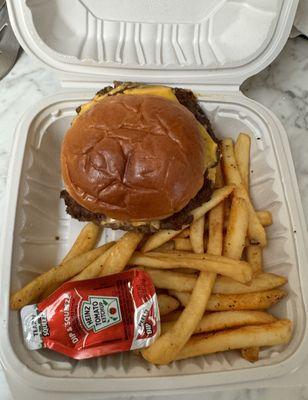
[7, 0, 298, 86]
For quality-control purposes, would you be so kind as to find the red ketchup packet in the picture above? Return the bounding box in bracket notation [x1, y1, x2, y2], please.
[20, 270, 160, 359]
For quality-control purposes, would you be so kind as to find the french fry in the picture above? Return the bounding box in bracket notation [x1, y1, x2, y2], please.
[241, 347, 260, 362]
[174, 238, 192, 251]
[224, 180, 251, 374]
[99, 232, 143, 277]
[207, 163, 224, 257]
[223, 196, 248, 259]
[212, 273, 287, 294]
[142, 271, 216, 365]
[234, 133, 261, 360]
[10, 243, 113, 310]
[168, 291, 193, 306]
[234, 185, 267, 247]
[147, 270, 286, 294]
[257, 211, 273, 227]
[234, 133, 251, 190]
[141, 228, 186, 253]
[130, 252, 252, 283]
[158, 294, 180, 316]
[221, 138, 242, 186]
[205, 209, 272, 231]
[190, 216, 205, 254]
[146, 269, 196, 292]
[71, 243, 115, 281]
[161, 310, 277, 334]
[247, 244, 263, 276]
[175, 320, 292, 360]
[153, 241, 175, 252]
[175, 228, 190, 238]
[41, 222, 102, 299]
[141, 186, 233, 252]
[63, 222, 101, 263]
[207, 203, 224, 256]
[170, 289, 287, 310]
[190, 186, 234, 221]
[222, 139, 266, 247]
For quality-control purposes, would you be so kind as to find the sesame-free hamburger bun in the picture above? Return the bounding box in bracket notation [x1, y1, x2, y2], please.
[61, 83, 218, 232]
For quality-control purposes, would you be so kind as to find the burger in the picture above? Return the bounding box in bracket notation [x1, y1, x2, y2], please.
[60, 82, 219, 233]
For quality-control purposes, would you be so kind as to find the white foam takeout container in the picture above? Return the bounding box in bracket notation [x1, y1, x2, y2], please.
[1, 0, 308, 399]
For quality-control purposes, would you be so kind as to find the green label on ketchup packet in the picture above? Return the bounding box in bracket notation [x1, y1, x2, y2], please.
[81, 295, 122, 332]
[20, 270, 160, 359]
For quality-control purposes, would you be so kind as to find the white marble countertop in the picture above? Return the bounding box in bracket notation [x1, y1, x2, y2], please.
[0, 37, 308, 399]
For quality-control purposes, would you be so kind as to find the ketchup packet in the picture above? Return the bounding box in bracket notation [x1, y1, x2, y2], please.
[20, 270, 160, 359]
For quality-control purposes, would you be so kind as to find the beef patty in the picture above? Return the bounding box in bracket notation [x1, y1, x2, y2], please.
[61, 84, 217, 233]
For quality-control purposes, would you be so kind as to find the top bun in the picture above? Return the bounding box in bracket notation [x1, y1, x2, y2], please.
[61, 94, 205, 221]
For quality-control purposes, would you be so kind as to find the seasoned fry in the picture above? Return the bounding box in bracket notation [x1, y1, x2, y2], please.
[190, 216, 205, 254]
[222, 138, 266, 247]
[206, 212, 272, 231]
[142, 271, 216, 365]
[146, 269, 196, 292]
[207, 203, 224, 256]
[175, 320, 292, 360]
[175, 228, 190, 238]
[63, 222, 101, 263]
[190, 186, 234, 221]
[153, 241, 175, 252]
[141, 186, 233, 252]
[161, 310, 277, 334]
[130, 252, 252, 283]
[147, 270, 286, 294]
[235, 134, 260, 360]
[170, 289, 287, 310]
[241, 347, 260, 362]
[221, 138, 242, 186]
[99, 232, 143, 277]
[247, 244, 263, 276]
[139, 251, 249, 264]
[223, 196, 248, 259]
[10, 243, 113, 310]
[71, 243, 115, 281]
[174, 238, 192, 251]
[234, 133, 251, 190]
[212, 273, 287, 294]
[234, 185, 267, 247]
[256, 211, 273, 227]
[158, 294, 180, 316]
[41, 223, 102, 299]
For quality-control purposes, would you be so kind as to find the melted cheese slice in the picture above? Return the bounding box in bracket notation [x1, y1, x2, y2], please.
[123, 85, 178, 102]
[198, 123, 218, 170]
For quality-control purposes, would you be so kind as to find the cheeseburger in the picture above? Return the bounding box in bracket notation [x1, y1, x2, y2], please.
[61, 82, 218, 232]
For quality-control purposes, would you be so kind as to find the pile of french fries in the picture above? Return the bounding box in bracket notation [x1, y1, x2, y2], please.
[11, 133, 292, 365]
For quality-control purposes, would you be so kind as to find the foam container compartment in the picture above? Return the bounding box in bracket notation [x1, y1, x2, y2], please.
[1, 0, 308, 399]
